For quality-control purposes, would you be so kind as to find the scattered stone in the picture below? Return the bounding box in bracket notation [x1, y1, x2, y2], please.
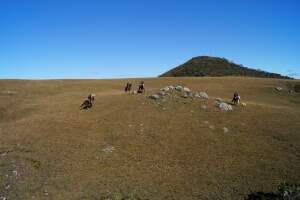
[168, 86, 175, 90]
[203, 121, 209, 124]
[102, 146, 115, 153]
[162, 107, 167, 111]
[194, 93, 200, 98]
[209, 125, 215, 130]
[218, 102, 233, 112]
[158, 91, 166, 96]
[183, 87, 191, 93]
[201, 105, 207, 110]
[1, 91, 17, 95]
[175, 85, 183, 92]
[149, 94, 160, 100]
[215, 98, 223, 102]
[1, 151, 8, 157]
[160, 87, 170, 92]
[44, 189, 49, 196]
[241, 102, 247, 107]
[199, 92, 209, 99]
[275, 87, 283, 92]
[222, 127, 229, 133]
[182, 94, 188, 98]
[12, 170, 18, 177]
[5, 184, 10, 190]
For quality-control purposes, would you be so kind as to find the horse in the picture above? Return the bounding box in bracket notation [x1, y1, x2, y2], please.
[232, 92, 240, 105]
[80, 94, 95, 110]
[80, 99, 92, 110]
[88, 93, 96, 102]
[137, 81, 145, 93]
[125, 82, 132, 93]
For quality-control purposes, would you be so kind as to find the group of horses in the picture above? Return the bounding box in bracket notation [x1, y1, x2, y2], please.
[125, 81, 145, 94]
[80, 81, 146, 110]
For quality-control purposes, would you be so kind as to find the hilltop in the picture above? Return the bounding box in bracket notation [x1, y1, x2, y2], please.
[160, 56, 291, 79]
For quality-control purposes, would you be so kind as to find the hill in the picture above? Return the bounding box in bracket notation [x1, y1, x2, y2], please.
[160, 56, 291, 79]
[0, 77, 299, 199]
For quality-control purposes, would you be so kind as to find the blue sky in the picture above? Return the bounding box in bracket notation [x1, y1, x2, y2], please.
[0, 0, 299, 79]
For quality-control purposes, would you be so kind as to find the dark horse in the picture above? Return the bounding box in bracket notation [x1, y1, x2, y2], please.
[232, 92, 240, 105]
[124, 82, 132, 93]
[137, 81, 145, 93]
[80, 94, 95, 110]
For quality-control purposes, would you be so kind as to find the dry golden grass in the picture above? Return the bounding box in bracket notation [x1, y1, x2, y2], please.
[0, 77, 299, 200]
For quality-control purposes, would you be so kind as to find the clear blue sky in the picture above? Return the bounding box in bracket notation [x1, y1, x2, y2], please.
[0, 0, 299, 79]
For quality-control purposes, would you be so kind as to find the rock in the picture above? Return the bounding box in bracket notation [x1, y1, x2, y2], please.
[215, 97, 223, 102]
[183, 87, 191, 93]
[219, 102, 233, 111]
[194, 93, 200, 98]
[222, 127, 229, 133]
[175, 85, 183, 92]
[203, 121, 209, 124]
[102, 146, 115, 153]
[199, 92, 209, 99]
[241, 102, 247, 107]
[1, 91, 17, 95]
[201, 105, 207, 110]
[182, 94, 188, 98]
[12, 170, 18, 177]
[149, 94, 160, 100]
[209, 125, 215, 130]
[5, 184, 10, 190]
[168, 86, 175, 90]
[160, 87, 170, 92]
[275, 87, 283, 91]
[158, 91, 166, 96]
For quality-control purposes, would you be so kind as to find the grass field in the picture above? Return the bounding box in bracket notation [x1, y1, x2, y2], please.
[0, 77, 299, 200]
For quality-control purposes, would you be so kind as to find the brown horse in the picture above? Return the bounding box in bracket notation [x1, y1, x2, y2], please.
[80, 94, 95, 110]
[232, 92, 240, 105]
[125, 82, 132, 93]
[137, 81, 145, 93]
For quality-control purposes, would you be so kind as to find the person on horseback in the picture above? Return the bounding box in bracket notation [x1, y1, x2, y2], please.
[232, 91, 240, 104]
[125, 82, 132, 93]
[137, 81, 145, 93]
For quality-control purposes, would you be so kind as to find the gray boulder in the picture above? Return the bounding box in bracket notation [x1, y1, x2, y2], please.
[183, 87, 191, 93]
[158, 91, 166, 96]
[219, 102, 233, 111]
[160, 87, 170, 92]
[168, 86, 175, 90]
[182, 94, 188, 98]
[199, 92, 209, 99]
[275, 87, 283, 92]
[149, 94, 160, 100]
[215, 97, 223, 102]
[175, 85, 183, 92]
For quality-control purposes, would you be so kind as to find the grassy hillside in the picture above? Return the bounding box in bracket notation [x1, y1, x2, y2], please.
[160, 56, 291, 79]
[0, 77, 299, 200]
